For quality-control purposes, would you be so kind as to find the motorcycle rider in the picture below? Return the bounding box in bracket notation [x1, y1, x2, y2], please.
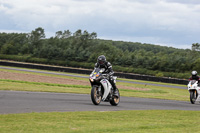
[93, 55, 118, 96]
[189, 70, 200, 85]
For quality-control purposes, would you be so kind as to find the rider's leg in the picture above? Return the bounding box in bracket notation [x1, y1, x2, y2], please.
[109, 77, 118, 96]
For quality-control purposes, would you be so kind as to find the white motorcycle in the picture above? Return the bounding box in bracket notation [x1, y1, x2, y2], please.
[89, 68, 120, 106]
[188, 80, 200, 104]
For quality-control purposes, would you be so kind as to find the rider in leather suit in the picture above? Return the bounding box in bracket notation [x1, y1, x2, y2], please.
[189, 70, 200, 86]
[94, 55, 118, 95]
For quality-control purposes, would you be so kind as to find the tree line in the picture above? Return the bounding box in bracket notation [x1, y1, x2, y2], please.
[0, 27, 200, 79]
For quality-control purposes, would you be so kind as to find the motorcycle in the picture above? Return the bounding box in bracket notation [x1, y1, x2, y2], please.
[188, 80, 200, 104]
[89, 68, 120, 106]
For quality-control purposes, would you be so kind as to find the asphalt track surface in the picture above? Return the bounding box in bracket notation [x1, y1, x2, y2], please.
[0, 90, 200, 114]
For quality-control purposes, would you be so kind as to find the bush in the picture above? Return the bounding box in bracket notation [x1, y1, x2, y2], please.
[156, 72, 164, 77]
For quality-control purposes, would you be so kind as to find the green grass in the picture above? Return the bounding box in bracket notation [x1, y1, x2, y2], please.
[0, 66, 89, 81]
[118, 82, 188, 101]
[0, 110, 200, 133]
[0, 65, 186, 86]
[0, 79, 189, 101]
[118, 77, 186, 87]
[0, 66, 189, 101]
[0, 79, 90, 94]
[0, 66, 196, 133]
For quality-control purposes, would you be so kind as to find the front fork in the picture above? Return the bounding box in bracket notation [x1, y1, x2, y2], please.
[189, 90, 198, 98]
[97, 86, 101, 95]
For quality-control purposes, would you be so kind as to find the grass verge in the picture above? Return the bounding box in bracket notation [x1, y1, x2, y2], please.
[0, 79, 90, 94]
[0, 66, 189, 101]
[0, 79, 189, 101]
[0, 66, 186, 86]
[0, 110, 200, 133]
[0, 67, 88, 81]
[118, 82, 188, 101]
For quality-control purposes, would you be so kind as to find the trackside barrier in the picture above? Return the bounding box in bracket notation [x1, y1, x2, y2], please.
[0, 60, 188, 85]
[114, 73, 188, 85]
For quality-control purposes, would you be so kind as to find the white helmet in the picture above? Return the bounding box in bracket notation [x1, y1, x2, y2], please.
[191, 71, 197, 76]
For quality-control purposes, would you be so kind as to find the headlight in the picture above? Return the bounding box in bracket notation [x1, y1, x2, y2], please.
[90, 78, 94, 82]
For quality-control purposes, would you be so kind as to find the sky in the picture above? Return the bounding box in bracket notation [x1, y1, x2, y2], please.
[0, 0, 200, 49]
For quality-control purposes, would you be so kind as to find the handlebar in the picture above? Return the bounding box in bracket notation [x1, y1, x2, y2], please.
[89, 71, 110, 80]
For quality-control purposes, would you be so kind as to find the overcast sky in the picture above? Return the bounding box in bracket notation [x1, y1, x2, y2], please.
[0, 0, 200, 49]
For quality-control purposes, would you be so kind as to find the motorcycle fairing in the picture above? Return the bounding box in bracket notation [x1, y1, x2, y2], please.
[100, 79, 112, 101]
[188, 80, 200, 102]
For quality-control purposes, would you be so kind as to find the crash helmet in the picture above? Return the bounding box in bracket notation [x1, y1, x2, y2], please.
[97, 55, 106, 66]
[191, 70, 197, 76]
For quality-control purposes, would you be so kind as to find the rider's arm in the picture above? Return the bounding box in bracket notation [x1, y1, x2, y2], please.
[94, 63, 99, 68]
[90, 63, 98, 76]
[107, 62, 114, 76]
[198, 76, 200, 82]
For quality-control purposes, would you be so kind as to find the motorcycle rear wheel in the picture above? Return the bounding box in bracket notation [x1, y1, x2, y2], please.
[190, 90, 197, 104]
[91, 86, 102, 105]
[110, 89, 120, 106]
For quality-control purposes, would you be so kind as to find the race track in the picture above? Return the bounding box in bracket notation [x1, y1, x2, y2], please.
[0, 90, 199, 114]
[0, 66, 194, 114]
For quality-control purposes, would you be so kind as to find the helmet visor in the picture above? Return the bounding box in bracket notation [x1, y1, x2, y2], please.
[99, 60, 104, 65]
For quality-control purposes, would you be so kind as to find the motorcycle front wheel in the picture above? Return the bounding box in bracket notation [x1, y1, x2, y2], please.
[190, 90, 197, 104]
[91, 85, 102, 105]
[110, 89, 120, 106]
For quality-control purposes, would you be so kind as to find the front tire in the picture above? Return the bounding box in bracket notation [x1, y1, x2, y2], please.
[91, 86, 102, 105]
[190, 90, 197, 104]
[110, 89, 120, 106]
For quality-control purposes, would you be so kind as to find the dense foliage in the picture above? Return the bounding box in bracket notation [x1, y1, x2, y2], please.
[0, 27, 200, 79]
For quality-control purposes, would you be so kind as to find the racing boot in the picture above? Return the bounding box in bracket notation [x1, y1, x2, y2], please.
[109, 76, 119, 96]
[112, 83, 119, 97]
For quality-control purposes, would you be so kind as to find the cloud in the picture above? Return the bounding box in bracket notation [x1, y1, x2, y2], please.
[0, 0, 200, 48]
[164, 0, 200, 5]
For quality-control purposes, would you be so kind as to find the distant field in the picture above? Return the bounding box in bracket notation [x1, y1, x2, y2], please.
[0, 66, 189, 101]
